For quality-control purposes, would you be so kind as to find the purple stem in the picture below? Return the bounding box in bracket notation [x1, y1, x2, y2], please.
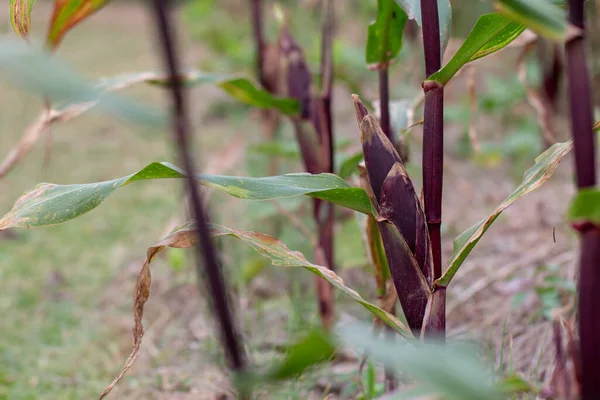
[250, 0, 266, 88]
[420, 0, 445, 337]
[379, 68, 392, 142]
[566, 1, 600, 397]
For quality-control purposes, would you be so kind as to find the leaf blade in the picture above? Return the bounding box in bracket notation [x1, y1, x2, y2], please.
[437, 140, 573, 287]
[47, 0, 111, 49]
[427, 13, 526, 86]
[102, 71, 300, 115]
[0, 163, 375, 230]
[569, 188, 600, 228]
[366, 0, 408, 67]
[210, 223, 411, 336]
[10, 0, 36, 39]
[496, 0, 567, 40]
[0, 40, 165, 126]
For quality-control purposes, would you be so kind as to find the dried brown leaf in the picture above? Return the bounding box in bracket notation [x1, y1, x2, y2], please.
[99, 227, 198, 399]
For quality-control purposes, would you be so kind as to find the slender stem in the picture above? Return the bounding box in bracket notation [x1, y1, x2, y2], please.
[150, 0, 246, 372]
[420, 0, 445, 337]
[566, 1, 600, 397]
[250, 0, 266, 88]
[379, 68, 392, 142]
[320, 0, 334, 173]
[567, 9, 596, 188]
[542, 44, 562, 112]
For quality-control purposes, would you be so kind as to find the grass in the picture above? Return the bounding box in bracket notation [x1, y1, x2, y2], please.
[0, 4, 182, 398]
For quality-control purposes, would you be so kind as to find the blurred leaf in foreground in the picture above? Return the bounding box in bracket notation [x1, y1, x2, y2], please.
[337, 323, 504, 399]
[496, 0, 566, 40]
[0, 39, 164, 126]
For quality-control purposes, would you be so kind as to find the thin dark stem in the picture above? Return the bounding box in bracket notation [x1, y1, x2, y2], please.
[250, 0, 266, 88]
[379, 68, 392, 142]
[542, 44, 562, 111]
[566, 28, 596, 187]
[316, 0, 336, 320]
[320, 0, 334, 173]
[150, 0, 246, 372]
[566, 0, 600, 398]
[420, 0, 441, 77]
[420, 0, 445, 337]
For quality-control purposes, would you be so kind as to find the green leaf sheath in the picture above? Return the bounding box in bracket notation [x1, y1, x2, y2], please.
[569, 188, 600, 228]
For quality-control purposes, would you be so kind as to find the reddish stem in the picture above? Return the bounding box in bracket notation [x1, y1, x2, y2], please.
[566, 1, 600, 397]
[420, 0, 445, 338]
[379, 68, 392, 142]
[250, 0, 266, 88]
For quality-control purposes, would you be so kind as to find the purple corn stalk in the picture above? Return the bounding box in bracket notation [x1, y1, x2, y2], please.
[565, 0, 600, 397]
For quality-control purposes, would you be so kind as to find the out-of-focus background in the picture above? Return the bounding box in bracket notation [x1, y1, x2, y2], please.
[0, 0, 598, 398]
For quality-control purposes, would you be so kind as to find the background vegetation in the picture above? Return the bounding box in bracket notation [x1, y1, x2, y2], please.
[0, 0, 598, 398]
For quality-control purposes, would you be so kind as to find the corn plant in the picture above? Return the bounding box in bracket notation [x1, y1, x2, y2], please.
[1, 0, 597, 398]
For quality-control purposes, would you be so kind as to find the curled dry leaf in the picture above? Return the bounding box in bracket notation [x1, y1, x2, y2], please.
[99, 226, 198, 399]
[99, 222, 412, 395]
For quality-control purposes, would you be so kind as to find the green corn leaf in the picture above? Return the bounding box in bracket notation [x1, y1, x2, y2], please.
[437, 140, 573, 288]
[427, 13, 526, 86]
[0, 40, 164, 126]
[394, 0, 452, 55]
[569, 188, 600, 227]
[253, 329, 335, 382]
[496, 0, 566, 40]
[496, 374, 537, 395]
[10, 0, 36, 39]
[0, 162, 375, 230]
[97, 71, 300, 115]
[366, 0, 408, 67]
[338, 323, 504, 399]
[236, 330, 337, 392]
[47, 0, 111, 50]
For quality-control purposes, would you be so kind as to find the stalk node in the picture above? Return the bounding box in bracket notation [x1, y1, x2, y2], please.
[422, 80, 442, 92]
